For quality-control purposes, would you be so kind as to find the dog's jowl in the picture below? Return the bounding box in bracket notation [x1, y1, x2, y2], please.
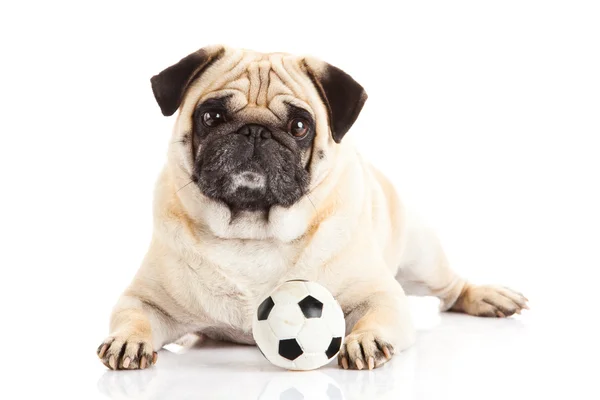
[97, 46, 528, 371]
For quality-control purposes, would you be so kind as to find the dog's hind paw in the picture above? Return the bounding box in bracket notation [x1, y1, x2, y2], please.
[451, 284, 529, 317]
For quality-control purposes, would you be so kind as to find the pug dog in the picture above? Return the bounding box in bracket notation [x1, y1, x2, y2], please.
[97, 45, 528, 371]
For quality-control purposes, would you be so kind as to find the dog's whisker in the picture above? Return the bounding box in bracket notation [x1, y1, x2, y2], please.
[307, 193, 318, 215]
[176, 180, 195, 193]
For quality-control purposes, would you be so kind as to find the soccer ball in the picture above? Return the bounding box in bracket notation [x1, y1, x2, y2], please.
[252, 280, 346, 371]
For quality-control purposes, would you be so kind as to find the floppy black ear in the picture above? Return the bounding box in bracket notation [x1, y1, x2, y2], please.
[150, 46, 225, 116]
[303, 59, 368, 143]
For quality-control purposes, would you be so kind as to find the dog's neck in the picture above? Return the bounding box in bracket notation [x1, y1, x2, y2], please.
[197, 196, 318, 242]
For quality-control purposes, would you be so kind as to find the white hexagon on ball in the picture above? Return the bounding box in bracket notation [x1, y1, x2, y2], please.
[297, 318, 332, 353]
[268, 303, 306, 339]
[253, 280, 346, 371]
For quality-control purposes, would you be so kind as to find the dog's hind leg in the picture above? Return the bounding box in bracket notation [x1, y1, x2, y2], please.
[395, 216, 529, 317]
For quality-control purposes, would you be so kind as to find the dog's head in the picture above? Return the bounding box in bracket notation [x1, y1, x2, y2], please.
[151, 45, 366, 215]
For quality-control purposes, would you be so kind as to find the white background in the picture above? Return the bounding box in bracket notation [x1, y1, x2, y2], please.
[1, 1, 599, 399]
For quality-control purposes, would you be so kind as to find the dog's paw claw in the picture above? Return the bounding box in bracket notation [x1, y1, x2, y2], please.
[367, 357, 375, 370]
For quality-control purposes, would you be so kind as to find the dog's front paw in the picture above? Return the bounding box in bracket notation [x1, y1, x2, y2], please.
[452, 284, 529, 317]
[97, 335, 157, 370]
[338, 331, 395, 370]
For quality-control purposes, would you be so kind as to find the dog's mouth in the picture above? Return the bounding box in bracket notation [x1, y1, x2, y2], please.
[195, 160, 307, 212]
[229, 171, 266, 193]
[223, 168, 268, 206]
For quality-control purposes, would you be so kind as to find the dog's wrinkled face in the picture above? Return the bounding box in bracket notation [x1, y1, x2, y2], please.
[192, 95, 314, 212]
[151, 46, 367, 214]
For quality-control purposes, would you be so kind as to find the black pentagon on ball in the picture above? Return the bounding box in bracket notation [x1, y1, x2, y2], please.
[278, 338, 304, 360]
[257, 296, 275, 321]
[298, 295, 323, 318]
[325, 337, 342, 359]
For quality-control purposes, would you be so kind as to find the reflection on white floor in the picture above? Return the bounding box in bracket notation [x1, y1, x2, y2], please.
[95, 303, 596, 400]
[97, 337, 415, 400]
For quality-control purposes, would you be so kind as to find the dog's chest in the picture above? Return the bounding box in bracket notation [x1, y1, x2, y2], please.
[184, 238, 302, 331]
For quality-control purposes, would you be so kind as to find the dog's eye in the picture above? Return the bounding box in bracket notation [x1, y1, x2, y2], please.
[288, 118, 310, 138]
[202, 111, 225, 127]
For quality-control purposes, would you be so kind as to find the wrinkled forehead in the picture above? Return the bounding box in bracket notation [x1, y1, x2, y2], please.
[177, 51, 321, 126]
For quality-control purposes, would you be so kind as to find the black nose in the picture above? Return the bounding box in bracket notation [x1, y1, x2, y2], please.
[237, 124, 272, 141]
